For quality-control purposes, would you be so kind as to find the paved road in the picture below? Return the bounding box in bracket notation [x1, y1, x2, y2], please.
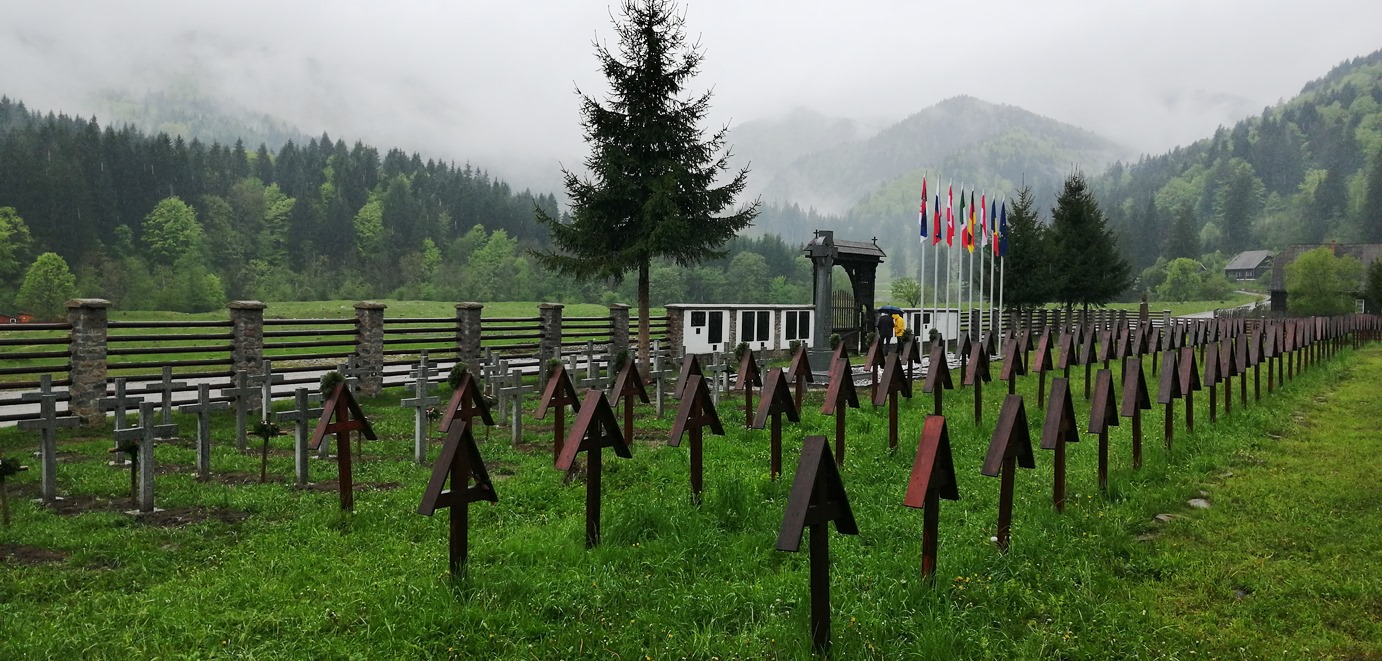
[1181, 291, 1269, 319]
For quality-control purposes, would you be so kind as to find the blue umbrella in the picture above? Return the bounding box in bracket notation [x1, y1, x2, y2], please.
[878, 305, 903, 315]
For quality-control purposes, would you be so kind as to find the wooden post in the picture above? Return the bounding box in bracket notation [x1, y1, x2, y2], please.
[982, 395, 1036, 552]
[776, 435, 857, 653]
[1039, 379, 1078, 513]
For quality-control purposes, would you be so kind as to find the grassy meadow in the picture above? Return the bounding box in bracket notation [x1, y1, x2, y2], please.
[0, 341, 1377, 659]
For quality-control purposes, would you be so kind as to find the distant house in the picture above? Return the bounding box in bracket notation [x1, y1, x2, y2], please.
[1269, 243, 1382, 313]
[0, 312, 33, 324]
[1223, 250, 1273, 281]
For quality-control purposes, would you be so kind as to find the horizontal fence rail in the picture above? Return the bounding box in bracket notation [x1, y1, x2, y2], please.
[0, 302, 661, 426]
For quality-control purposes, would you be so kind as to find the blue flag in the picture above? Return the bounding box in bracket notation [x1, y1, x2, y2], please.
[998, 202, 1009, 257]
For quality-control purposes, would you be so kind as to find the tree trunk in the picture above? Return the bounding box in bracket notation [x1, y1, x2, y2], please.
[638, 260, 651, 373]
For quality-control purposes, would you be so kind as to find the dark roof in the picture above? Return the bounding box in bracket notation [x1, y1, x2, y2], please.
[802, 235, 886, 259]
[1269, 243, 1382, 292]
[1224, 250, 1273, 271]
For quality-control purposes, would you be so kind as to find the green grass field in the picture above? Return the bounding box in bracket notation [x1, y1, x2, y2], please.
[0, 341, 1376, 659]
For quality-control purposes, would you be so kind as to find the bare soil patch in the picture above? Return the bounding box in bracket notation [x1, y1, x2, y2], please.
[0, 543, 68, 566]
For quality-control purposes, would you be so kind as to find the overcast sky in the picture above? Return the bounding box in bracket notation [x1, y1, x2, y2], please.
[3, 0, 1380, 192]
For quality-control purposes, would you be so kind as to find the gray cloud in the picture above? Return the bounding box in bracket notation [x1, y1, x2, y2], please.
[3, 0, 1379, 192]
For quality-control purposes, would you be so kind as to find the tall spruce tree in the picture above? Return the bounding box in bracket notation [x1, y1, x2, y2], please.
[1165, 204, 1200, 260]
[533, 0, 757, 367]
[1047, 172, 1132, 310]
[1363, 144, 1382, 243]
[1000, 185, 1050, 311]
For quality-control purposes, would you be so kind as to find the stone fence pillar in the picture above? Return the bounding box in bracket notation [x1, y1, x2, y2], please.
[456, 303, 483, 372]
[228, 300, 266, 407]
[608, 304, 630, 363]
[665, 306, 685, 359]
[354, 301, 386, 397]
[66, 298, 110, 425]
[538, 303, 563, 362]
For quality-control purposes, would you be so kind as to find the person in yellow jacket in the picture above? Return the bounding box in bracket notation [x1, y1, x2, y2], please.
[891, 313, 905, 342]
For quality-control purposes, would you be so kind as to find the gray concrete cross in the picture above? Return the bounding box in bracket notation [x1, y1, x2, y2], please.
[219, 370, 259, 452]
[336, 356, 366, 396]
[247, 359, 285, 422]
[18, 374, 80, 503]
[496, 368, 536, 448]
[401, 352, 441, 464]
[649, 340, 673, 417]
[275, 388, 323, 486]
[112, 402, 178, 513]
[100, 377, 142, 465]
[140, 366, 188, 426]
[177, 383, 229, 478]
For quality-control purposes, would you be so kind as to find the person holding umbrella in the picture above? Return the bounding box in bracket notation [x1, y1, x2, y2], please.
[878, 305, 905, 352]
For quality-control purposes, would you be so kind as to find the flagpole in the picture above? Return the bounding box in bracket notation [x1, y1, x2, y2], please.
[999, 195, 1007, 338]
[918, 175, 927, 341]
[978, 195, 986, 338]
[931, 193, 940, 350]
[945, 181, 953, 354]
[967, 192, 974, 342]
[989, 198, 996, 336]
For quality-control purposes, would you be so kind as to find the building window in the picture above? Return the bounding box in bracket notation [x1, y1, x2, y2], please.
[785, 310, 811, 341]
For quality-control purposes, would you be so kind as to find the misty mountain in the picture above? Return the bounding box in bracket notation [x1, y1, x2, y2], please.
[725, 108, 890, 201]
[1094, 48, 1382, 274]
[93, 88, 308, 153]
[748, 96, 1131, 222]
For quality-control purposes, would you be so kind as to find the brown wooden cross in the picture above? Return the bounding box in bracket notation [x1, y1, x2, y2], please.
[536, 364, 581, 465]
[417, 419, 497, 578]
[904, 415, 959, 583]
[999, 335, 1026, 395]
[872, 353, 907, 452]
[1120, 358, 1151, 470]
[922, 342, 953, 417]
[753, 368, 801, 480]
[786, 343, 815, 413]
[982, 394, 1036, 553]
[821, 355, 859, 465]
[609, 358, 650, 447]
[964, 336, 991, 424]
[1032, 329, 1055, 408]
[775, 434, 857, 653]
[1157, 350, 1182, 452]
[734, 350, 763, 430]
[1178, 346, 1202, 434]
[669, 374, 724, 505]
[308, 384, 378, 512]
[1039, 378, 1079, 513]
[1203, 342, 1221, 423]
[556, 390, 631, 548]
[438, 372, 495, 434]
[1088, 369, 1120, 495]
[673, 354, 705, 399]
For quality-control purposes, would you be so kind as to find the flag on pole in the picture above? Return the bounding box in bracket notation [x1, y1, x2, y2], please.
[946, 184, 954, 246]
[966, 191, 976, 254]
[980, 193, 988, 248]
[932, 195, 941, 245]
[991, 199, 999, 256]
[999, 201, 1009, 257]
[959, 191, 968, 250]
[918, 177, 928, 242]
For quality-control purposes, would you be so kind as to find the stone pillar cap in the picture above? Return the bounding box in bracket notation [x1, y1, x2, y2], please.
[354, 301, 387, 310]
[228, 300, 267, 310]
[66, 298, 111, 309]
[538, 302, 565, 310]
[456, 302, 484, 310]
[607, 303, 630, 310]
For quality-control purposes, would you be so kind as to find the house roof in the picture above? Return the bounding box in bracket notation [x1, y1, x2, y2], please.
[1224, 250, 1273, 272]
[1269, 243, 1382, 292]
